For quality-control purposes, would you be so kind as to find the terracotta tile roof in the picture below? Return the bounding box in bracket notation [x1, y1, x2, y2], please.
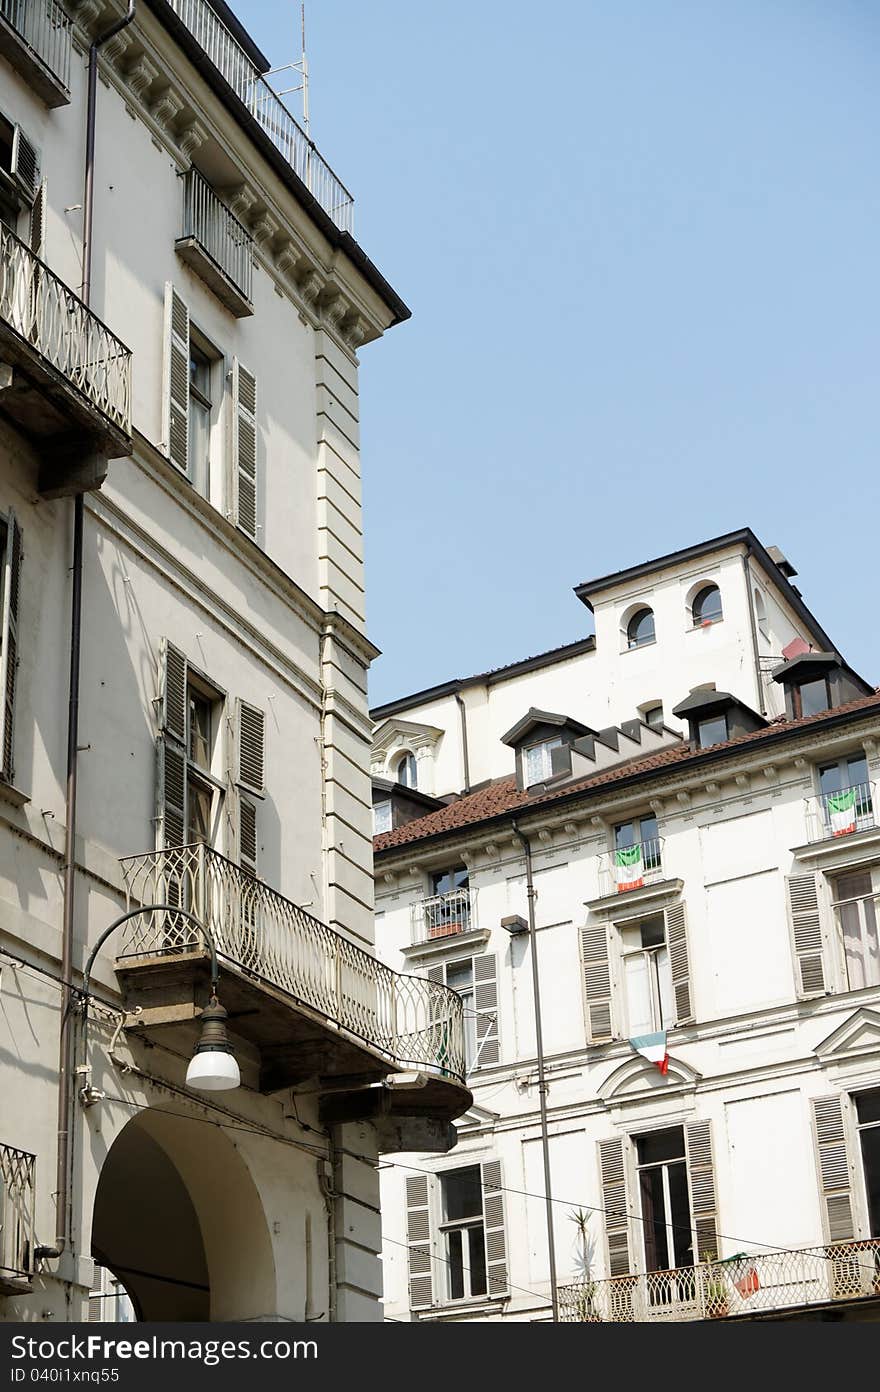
[373, 690, 880, 854]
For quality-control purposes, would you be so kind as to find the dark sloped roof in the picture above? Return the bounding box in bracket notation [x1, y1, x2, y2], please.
[373, 691, 880, 854]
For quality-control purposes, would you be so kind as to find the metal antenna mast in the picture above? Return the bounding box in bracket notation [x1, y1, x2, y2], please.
[265, 2, 310, 135]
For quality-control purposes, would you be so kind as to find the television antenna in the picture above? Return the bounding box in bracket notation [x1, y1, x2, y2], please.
[265, 1, 310, 136]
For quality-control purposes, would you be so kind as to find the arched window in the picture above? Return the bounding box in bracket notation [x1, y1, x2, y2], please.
[692, 584, 723, 627]
[626, 607, 655, 650]
[754, 588, 769, 641]
[395, 752, 417, 788]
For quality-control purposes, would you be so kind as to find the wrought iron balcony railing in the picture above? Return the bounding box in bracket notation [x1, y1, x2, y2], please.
[164, 0, 355, 233]
[177, 168, 253, 315]
[598, 838, 665, 897]
[559, 1239, 880, 1322]
[0, 0, 72, 100]
[804, 782, 876, 844]
[119, 844, 466, 1081]
[0, 1142, 35, 1288]
[0, 222, 132, 441]
[411, 888, 474, 945]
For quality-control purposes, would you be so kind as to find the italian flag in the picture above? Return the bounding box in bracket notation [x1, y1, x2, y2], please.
[615, 844, 644, 891]
[827, 788, 857, 837]
[629, 1031, 669, 1074]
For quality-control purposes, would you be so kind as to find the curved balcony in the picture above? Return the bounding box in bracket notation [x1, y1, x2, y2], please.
[118, 845, 470, 1139]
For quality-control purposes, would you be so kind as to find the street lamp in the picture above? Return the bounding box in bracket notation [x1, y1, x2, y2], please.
[81, 904, 239, 1093]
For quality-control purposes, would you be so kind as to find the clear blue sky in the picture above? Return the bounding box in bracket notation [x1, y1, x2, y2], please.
[245, 1, 879, 706]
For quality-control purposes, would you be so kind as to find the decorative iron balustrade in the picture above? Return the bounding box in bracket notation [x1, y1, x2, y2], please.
[559, 1239, 880, 1322]
[0, 223, 131, 436]
[0, 1142, 35, 1281]
[598, 838, 665, 897]
[178, 168, 253, 306]
[411, 889, 474, 945]
[0, 0, 72, 91]
[164, 0, 355, 233]
[804, 782, 876, 844]
[119, 844, 465, 1081]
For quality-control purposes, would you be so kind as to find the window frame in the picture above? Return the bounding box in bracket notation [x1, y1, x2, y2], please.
[635, 1126, 695, 1275]
[373, 800, 392, 835]
[619, 912, 675, 1037]
[182, 668, 225, 846]
[626, 607, 656, 651]
[831, 869, 880, 992]
[696, 712, 728, 749]
[791, 675, 831, 720]
[523, 735, 563, 788]
[691, 584, 723, 628]
[855, 1090, 880, 1239]
[187, 327, 221, 501]
[437, 1166, 489, 1303]
[395, 751, 418, 789]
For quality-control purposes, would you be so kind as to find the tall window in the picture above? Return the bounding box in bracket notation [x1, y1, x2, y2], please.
[439, 1167, 487, 1300]
[818, 752, 873, 836]
[856, 1091, 880, 1238]
[691, 584, 723, 627]
[524, 736, 563, 787]
[396, 751, 417, 788]
[696, 713, 728, 749]
[614, 815, 661, 876]
[754, 588, 769, 641]
[620, 913, 674, 1035]
[427, 865, 471, 936]
[373, 800, 392, 835]
[636, 1128, 694, 1273]
[832, 871, 880, 990]
[188, 336, 215, 498]
[185, 678, 219, 845]
[445, 959, 477, 1071]
[626, 607, 655, 650]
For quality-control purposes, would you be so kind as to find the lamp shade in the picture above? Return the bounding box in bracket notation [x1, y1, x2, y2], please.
[186, 994, 240, 1092]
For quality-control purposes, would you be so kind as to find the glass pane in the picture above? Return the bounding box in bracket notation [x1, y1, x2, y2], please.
[625, 953, 653, 1036]
[697, 714, 728, 748]
[668, 1161, 694, 1267]
[443, 1166, 483, 1221]
[656, 946, 675, 1028]
[468, 1224, 488, 1296]
[847, 755, 869, 787]
[524, 744, 545, 786]
[639, 914, 665, 949]
[859, 1126, 880, 1238]
[187, 779, 212, 845]
[188, 398, 210, 493]
[637, 1128, 686, 1165]
[615, 820, 636, 849]
[856, 1090, 880, 1126]
[373, 801, 392, 835]
[447, 1228, 464, 1300]
[445, 962, 474, 992]
[628, 609, 655, 648]
[645, 705, 664, 728]
[639, 814, 659, 849]
[799, 678, 829, 717]
[189, 693, 212, 769]
[639, 1167, 669, 1272]
[432, 866, 469, 896]
[693, 585, 722, 625]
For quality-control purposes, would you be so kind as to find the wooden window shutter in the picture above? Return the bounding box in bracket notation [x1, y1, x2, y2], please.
[580, 920, 613, 1042]
[239, 796, 257, 875]
[11, 126, 39, 204]
[481, 1159, 508, 1294]
[0, 512, 22, 783]
[474, 952, 499, 1067]
[426, 965, 444, 985]
[405, 1174, 433, 1310]
[685, 1119, 719, 1262]
[811, 1095, 856, 1243]
[787, 874, 827, 998]
[29, 180, 46, 257]
[232, 359, 258, 539]
[236, 699, 265, 795]
[666, 901, 694, 1024]
[164, 284, 189, 474]
[157, 739, 186, 850]
[598, 1136, 631, 1277]
[159, 639, 187, 745]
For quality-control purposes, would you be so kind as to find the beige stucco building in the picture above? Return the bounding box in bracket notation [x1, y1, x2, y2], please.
[0, 0, 467, 1323]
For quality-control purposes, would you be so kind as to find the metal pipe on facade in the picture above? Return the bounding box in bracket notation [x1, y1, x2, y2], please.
[742, 548, 767, 716]
[454, 691, 471, 793]
[39, 0, 139, 1266]
[510, 820, 559, 1322]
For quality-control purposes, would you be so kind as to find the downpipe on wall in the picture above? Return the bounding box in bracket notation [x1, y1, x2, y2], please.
[36, 1, 138, 1266]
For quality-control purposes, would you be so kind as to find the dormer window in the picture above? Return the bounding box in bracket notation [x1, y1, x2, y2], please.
[771, 650, 873, 722]
[793, 676, 830, 719]
[395, 752, 417, 789]
[696, 713, 728, 748]
[626, 607, 655, 650]
[524, 737, 563, 788]
[691, 584, 722, 627]
[373, 800, 392, 835]
[673, 689, 765, 749]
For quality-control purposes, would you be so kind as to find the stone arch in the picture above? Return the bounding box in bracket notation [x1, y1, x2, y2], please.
[91, 1106, 277, 1321]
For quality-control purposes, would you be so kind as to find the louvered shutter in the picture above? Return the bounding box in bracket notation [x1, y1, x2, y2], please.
[598, 1137, 631, 1277]
[159, 639, 187, 744]
[481, 1159, 508, 1294]
[666, 901, 694, 1024]
[0, 513, 22, 783]
[685, 1120, 719, 1263]
[164, 284, 189, 474]
[426, 965, 444, 985]
[405, 1174, 433, 1310]
[239, 797, 257, 874]
[580, 920, 613, 1042]
[787, 874, 826, 997]
[157, 739, 186, 850]
[232, 359, 258, 539]
[29, 181, 45, 257]
[811, 1095, 856, 1243]
[11, 126, 38, 204]
[473, 952, 499, 1066]
[236, 699, 265, 796]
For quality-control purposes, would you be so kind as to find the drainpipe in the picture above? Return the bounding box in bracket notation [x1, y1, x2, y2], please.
[742, 549, 767, 716]
[37, 1, 138, 1267]
[454, 691, 470, 793]
[510, 820, 559, 1322]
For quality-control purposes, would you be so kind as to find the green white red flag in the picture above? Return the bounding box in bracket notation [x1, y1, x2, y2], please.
[615, 844, 644, 891]
[827, 788, 857, 837]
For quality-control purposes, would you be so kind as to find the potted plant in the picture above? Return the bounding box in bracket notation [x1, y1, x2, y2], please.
[569, 1208, 601, 1322]
[703, 1254, 729, 1318]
